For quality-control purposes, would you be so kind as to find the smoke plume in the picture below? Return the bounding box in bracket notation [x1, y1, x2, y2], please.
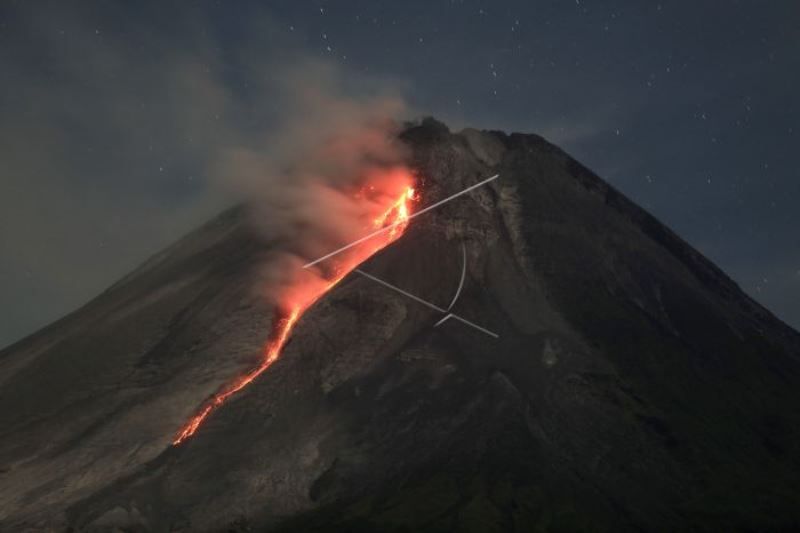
[218, 59, 414, 311]
[0, 4, 414, 346]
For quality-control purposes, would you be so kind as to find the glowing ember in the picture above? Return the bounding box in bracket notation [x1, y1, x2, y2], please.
[173, 179, 416, 446]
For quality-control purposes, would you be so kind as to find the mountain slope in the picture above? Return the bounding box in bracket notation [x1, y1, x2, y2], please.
[1, 118, 799, 532]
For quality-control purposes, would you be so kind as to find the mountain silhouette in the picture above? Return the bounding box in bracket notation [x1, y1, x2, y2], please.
[2, 118, 799, 532]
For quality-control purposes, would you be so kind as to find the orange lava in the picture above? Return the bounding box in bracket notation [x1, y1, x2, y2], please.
[173, 177, 416, 446]
[373, 186, 415, 238]
[172, 308, 300, 445]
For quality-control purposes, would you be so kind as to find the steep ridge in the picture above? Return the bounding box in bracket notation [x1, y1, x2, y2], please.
[1, 118, 799, 532]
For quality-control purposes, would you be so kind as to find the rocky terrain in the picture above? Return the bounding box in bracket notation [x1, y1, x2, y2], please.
[1, 118, 799, 531]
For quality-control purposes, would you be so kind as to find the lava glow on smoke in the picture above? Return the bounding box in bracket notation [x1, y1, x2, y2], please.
[173, 172, 416, 446]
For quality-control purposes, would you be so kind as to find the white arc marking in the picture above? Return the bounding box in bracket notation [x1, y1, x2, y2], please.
[354, 268, 499, 339]
[446, 242, 467, 311]
[303, 174, 499, 269]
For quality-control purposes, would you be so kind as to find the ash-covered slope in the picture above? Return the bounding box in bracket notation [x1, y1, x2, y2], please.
[2, 118, 800, 532]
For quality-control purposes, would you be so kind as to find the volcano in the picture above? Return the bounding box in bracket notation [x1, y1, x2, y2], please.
[2, 118, 799, 532]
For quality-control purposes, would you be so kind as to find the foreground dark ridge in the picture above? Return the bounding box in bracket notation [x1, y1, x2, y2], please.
[1, 118, 798, 532]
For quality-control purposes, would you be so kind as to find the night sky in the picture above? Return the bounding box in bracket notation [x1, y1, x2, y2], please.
[1, 1, 798, 348]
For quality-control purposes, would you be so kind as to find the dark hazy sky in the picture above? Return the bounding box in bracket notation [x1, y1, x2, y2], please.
[1, 0, 798, 348]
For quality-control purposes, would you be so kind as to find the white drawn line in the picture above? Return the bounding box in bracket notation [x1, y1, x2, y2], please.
[446, 242, 467, 311]
[354, 268, 499, 339]
[303, 174, 500, 269]
[433, 314, 452, 327]
[354, 269, 446, 313]
[442, 314, 499, 339]
[433, 313, 500, 339]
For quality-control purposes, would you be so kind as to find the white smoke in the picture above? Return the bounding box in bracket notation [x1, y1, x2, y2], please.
[215, 58, 414, 309]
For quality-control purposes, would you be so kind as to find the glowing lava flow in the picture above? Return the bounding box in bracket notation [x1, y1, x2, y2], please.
[172, 308, 300, 445]
[373, 186, 415, 238]
[172, 182, 416, 446]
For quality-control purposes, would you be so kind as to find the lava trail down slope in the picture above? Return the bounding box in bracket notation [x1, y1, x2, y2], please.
[172, 185, 416, 446]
